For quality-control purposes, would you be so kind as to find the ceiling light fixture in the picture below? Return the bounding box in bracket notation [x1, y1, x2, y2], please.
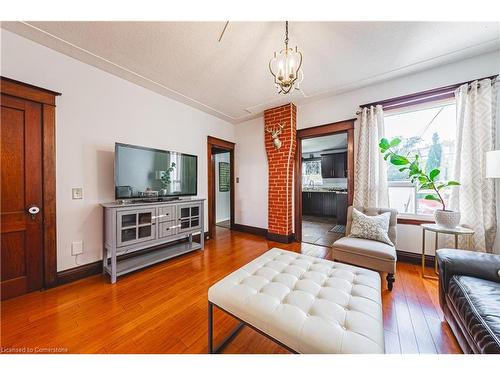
[269, 21, 303, 94]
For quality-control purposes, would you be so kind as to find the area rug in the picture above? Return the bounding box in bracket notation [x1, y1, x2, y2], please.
[329, 225, 346, 234]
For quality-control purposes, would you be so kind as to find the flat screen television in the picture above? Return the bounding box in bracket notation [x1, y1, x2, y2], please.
[114, 143, 197, 199]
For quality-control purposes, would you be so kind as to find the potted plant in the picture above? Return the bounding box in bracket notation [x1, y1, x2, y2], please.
[379, 138, 461, 228]
[160, 162, 176, 196]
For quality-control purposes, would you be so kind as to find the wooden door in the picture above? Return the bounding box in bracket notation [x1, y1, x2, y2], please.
[1, 94, 44, 300]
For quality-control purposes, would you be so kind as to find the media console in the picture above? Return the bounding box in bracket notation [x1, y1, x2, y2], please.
[101, 198, 205, 283]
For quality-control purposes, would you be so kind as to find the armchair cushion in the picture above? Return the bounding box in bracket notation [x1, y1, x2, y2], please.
[348, 208, 394, 246]
[333, 237, 396, 274]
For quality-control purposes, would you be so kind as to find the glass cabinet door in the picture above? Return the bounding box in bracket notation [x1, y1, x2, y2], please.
[177, 203, 202, 233]
[117, 208, 157, 247]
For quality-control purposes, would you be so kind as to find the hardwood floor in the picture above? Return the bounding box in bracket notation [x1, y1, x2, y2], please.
[0, 227, 461, 354]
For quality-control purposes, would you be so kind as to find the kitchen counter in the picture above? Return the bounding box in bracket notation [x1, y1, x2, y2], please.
[302, 188, 348, 194]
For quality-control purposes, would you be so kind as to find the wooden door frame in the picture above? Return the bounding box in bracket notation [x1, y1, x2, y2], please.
[207, 136, 235, 239]
[1, 76, 61, 288]
[294, 119, 355, 242]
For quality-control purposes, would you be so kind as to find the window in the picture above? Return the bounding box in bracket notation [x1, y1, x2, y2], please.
[302, 159, 323, 186]
[384, 100, 456, 217]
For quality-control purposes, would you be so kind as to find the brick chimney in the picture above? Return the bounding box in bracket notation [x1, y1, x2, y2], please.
[264, 103, 297, 243]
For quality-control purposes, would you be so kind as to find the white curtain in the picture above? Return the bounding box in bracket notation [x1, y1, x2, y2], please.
[450, 78, 497, 252]
[353, 105, 389, 208]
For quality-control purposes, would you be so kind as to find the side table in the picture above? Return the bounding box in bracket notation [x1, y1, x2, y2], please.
[421, 223, 474, 280]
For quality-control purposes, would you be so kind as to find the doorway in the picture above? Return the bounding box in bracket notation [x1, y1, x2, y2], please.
[294, 119, 355, 245]
[207, 136, 235, 239]
[1, 77, 60, 299]
[214, 151, 231, 229]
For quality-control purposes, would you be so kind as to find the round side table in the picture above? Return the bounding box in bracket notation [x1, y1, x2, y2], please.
[420, 223, 474, 280]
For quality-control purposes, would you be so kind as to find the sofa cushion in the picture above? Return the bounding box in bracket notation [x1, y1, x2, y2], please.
[349, 208, 393, 246]
[448, 275, 500, 353]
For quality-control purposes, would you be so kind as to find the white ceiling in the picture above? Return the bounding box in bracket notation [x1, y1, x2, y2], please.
[302, 133, 347, 154]
[2, 21, 499, 123]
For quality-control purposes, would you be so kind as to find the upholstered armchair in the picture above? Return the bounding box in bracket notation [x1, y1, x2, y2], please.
[332, 206, 398, 290]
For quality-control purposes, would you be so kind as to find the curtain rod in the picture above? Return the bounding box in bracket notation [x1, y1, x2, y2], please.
[358, 74, 498, 110]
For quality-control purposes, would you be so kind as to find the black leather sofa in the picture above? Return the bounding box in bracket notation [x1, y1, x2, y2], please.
[437, 248, 500, 354]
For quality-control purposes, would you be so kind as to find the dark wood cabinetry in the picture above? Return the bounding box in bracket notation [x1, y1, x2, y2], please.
[302, 192, 336, 217]
[321, 152, 347, 178]
[336, 193, 348, 225]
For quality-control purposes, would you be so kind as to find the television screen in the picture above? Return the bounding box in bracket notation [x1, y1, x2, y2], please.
[115, 143, 197, 199]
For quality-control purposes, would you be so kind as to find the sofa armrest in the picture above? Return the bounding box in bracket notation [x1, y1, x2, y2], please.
[437, 248, 500, 295]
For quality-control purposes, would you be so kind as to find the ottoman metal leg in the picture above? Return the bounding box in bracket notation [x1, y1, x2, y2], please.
[207, 301, 257, 354]
[208, 301, 214, 354]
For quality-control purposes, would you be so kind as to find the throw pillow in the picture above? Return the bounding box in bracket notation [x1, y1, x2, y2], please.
[349, 208, 394, 246]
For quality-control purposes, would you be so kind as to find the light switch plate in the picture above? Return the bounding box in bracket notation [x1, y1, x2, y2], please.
[72, 187, 83, 199]
[71, 240, 83, 255]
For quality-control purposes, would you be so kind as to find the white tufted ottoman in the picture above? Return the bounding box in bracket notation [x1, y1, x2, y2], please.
[208, 248, 384, 354]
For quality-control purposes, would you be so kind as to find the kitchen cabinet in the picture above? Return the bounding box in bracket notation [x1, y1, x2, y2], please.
[336, 193, 348, 225]
[302, 191, 336, 217]
[321, 152, 347, 178]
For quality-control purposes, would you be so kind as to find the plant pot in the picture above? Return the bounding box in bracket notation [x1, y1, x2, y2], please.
[434, 209, 461, 229]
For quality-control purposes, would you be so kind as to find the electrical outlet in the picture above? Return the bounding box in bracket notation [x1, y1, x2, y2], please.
[236, 177, 240, 183]
[72, 187, 83, 200]
[71, 241, 83, 255]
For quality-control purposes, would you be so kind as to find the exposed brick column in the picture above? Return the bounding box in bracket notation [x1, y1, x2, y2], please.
[264, 103, 297, 243]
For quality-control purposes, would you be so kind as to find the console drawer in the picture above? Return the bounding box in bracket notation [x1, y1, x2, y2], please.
[159, 221, 177, 238]
[157, 206, 175, 222]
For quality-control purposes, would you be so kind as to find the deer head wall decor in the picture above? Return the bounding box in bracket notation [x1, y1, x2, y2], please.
[266, 123, 285, 150]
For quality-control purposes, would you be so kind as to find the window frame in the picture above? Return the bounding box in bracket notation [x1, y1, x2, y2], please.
[383, 97, 457, 222]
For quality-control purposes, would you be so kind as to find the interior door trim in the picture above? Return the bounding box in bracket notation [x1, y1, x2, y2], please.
[207, 136, 235, 239]
[294, 119, 355, 242]
[1, 76, 61, 289]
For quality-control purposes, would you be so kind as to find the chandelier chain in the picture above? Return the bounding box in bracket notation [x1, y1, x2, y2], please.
[285, 21, 289, 47]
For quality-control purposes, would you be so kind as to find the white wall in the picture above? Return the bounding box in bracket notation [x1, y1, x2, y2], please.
[1, 30, 235, 271]
[215, 152, 230, 223]
[234, 117, 269, 229]
[235, 51, 500, 254]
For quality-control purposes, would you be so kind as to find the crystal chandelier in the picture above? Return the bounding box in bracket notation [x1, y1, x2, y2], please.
[269, 21, 303, 94]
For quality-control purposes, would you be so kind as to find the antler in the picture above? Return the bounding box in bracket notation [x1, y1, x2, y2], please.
[266, 123, 285, 136]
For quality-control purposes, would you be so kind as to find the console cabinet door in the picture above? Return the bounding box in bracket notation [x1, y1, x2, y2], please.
[117, 208, 157, 247]
[177, 203, 202, 233]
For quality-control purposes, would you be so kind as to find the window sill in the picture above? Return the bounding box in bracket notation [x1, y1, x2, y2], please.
[397, 215, 435, 225]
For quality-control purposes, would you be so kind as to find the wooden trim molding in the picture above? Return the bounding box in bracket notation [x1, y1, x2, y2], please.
[1, 77, 60, 289]
[396, 250, 435, 268]
[360, 74, 498, 111]
[397, 217, 435, 225]
[266, 232, 295, 244]
[297, 119, 356, 139]
[207, 136, 235, 239]
[1, 76, 61, 106]
[295, 119, 355, 242]
[57, 261, 102, 286]
[232, 223, 268, 237]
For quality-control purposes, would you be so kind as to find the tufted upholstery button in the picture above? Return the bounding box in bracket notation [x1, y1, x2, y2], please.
[208, 248, 384, 354]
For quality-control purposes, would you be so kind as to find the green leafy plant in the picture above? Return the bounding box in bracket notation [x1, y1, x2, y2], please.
[160, 162, 176, 187]
[379, 138, 459, 211]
